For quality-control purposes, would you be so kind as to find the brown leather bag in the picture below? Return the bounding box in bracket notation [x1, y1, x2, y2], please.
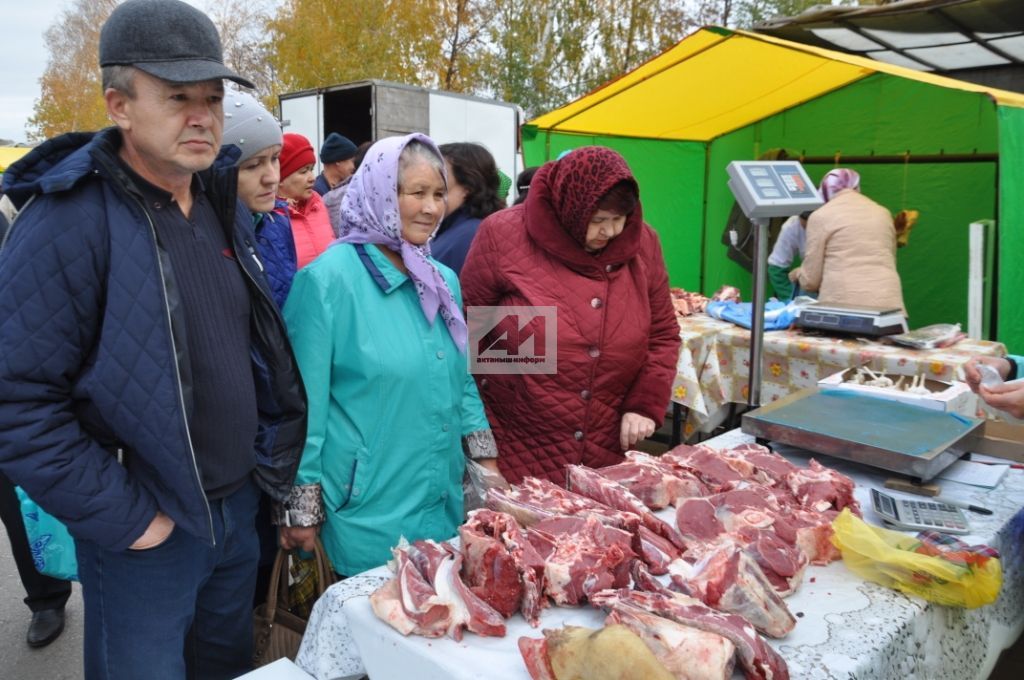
[252, 540, 335, 668]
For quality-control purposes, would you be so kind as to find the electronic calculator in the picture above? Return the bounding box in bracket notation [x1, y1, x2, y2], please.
[870, 489, 970, 534]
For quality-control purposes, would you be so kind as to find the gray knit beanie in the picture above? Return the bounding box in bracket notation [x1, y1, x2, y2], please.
[221, 90, 283, 166]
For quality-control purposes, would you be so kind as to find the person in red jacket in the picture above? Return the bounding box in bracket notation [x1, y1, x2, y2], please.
[277, 133, 334, 268]
[461, 146, 681, 484]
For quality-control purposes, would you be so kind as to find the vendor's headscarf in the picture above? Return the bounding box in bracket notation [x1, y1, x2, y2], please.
[335, 133, 467, 352]
[819, 168, 861, 202]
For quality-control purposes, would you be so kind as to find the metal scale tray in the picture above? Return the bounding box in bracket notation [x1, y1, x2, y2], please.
[742, 387, 983, 481]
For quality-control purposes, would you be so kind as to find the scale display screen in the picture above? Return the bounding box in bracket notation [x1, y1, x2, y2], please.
[727, 161, 823, 219]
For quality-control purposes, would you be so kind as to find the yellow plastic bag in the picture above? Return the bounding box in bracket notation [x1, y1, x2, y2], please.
[830, 508, 1002, 608]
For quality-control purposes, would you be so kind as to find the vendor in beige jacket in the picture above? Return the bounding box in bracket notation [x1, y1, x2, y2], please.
[792, 168, 906, 314]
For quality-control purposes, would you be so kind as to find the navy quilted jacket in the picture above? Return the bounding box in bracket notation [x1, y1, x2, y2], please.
[253, 199, 297, 308]
[0, 128, 307, 551]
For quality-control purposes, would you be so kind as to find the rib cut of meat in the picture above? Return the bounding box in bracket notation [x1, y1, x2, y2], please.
[607, 604, 737, 680]
[633, 525, 683, 576]
[486, 479, 641, 531]
[785, 458, 860, 514]
[662, 444, 756, 490]
[731, 527, 808, 597]
[590, 589, 790, 680]
[600, 452, 709, 508]
[672, 545, 796, 638]
[567, 464, 687, 550]
[527, 516, 633, 606]
[676, 497, 726, 543]
[370, 540, 506, 641]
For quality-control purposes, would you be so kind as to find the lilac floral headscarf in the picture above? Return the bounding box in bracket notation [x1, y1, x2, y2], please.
[335, 133, 468, 352]
[819, 168, 861, 202]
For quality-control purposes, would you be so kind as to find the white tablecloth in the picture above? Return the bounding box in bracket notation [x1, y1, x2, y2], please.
[297, 429, 1024, 680]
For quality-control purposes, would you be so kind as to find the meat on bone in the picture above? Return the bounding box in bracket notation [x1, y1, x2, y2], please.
[785, 458, 861, 514]
[566, 464, 687, 550]
[598, 451, 710, 508]
[370, 540, 506, 641]
[670, 544, 796, 638]
[590, 588, 790, 680]
[606, 604, 737, 680]
[526, 516, 633, 606]
[460, 509, 547, 626]
[486, 479, 641, 532]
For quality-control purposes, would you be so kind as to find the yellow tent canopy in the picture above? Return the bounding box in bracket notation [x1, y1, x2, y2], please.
[529, 27, 1024, 142]
[0, 147, 31, 174]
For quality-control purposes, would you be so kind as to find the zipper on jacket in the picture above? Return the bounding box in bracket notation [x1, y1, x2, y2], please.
[137, 199, 216, 547]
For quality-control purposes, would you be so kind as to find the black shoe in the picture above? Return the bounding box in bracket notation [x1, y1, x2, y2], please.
[27, 608, 65, 648]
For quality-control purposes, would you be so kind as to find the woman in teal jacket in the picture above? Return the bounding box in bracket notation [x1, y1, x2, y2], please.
[277, 134, 498, 576]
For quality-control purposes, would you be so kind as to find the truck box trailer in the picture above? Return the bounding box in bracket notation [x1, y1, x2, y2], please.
[279, 80, 520, 194]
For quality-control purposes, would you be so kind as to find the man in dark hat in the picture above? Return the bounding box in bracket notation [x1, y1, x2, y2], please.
[0, 0, 306, 677]
[313, 131, 357, 195]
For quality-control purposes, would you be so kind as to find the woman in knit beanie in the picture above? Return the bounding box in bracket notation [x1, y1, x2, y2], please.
[220, 90, 296, 309]
[277, 133, 334, 268]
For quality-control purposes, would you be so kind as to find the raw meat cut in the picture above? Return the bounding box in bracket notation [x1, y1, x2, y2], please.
[662, 445, 753, 490]
[567, 464, 687, 550]
[527, 516, 633, 606]
[519, 625, 675, 680]
[726, 443, 799, 484]
[606, 604, 736, 680]
[370, 540, 506, 641]
[590, 589, 790, 680]
[672, 545, 796, 638]
[633, 525, 684, 576]
[785, 459, 860, 514]
[600, 452, 709, 508]
[460, 508, 548, 623]
[486, 479, 641, 531]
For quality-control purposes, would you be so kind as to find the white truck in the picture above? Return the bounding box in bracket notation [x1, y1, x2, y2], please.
[278, 80, 521, 192]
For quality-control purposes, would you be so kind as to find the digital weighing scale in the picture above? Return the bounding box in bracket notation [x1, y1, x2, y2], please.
[742, 387, 983, 481]
[797, 303, 909, 337]
[725, 160, 823, 407]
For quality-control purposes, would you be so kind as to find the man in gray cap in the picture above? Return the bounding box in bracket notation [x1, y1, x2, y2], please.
[0, 1, 306, 678]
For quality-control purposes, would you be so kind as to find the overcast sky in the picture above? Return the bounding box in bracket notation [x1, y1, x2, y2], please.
[0, 0, 210, 144]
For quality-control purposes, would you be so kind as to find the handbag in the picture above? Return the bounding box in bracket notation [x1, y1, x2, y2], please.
[14, 486, 78, 581]
[252, 539, 335, 667]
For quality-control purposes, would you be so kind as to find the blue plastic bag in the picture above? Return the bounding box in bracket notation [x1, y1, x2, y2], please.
[14, 487, 78, 581]
[705, 299, 799, 330]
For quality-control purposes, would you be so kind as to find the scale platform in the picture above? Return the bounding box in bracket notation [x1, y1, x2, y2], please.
[797, 303, 908, 337]
[742, 387, 983, 481]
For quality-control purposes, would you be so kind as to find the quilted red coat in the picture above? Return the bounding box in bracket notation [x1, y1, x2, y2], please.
[461, 147, 681, 484]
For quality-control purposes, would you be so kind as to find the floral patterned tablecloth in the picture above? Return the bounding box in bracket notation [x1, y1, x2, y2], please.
[671, 314, 1008, 436]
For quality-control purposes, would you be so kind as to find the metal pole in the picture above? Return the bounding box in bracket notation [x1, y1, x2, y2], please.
[748, 217, 768, 408]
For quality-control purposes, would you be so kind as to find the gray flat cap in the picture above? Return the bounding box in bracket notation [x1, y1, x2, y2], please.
[99, 0, 255, 88]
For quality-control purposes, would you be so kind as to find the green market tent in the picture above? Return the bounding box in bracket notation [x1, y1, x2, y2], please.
[523, 27, 1024, 350]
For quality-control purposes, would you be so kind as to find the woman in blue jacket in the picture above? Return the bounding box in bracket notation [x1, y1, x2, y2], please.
[432, 142, 505, 274]
[277, 134, 498, 576]
[220, 90, 296, 309]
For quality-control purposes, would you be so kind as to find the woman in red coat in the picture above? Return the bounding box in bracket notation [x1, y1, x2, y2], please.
[461, 147, 681, 484]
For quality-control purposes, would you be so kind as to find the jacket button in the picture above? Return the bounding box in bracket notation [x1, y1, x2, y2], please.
[442, 423, 450, 432]
[588, 346, 601, 358]
[580, 389, 591, 400]
[605, 264, 615, 273]
[436, 350, 445, 359]
[352, 488, 360, 496]
[481, 378, 489, 388]
[591, 297, 603, 309]
[574, 431, 584, 441]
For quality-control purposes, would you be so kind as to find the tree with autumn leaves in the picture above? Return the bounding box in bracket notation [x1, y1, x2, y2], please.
[27, 0, 851, 141]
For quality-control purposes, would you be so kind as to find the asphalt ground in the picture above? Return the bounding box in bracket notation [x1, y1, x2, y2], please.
[0, 523, 83, 678]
